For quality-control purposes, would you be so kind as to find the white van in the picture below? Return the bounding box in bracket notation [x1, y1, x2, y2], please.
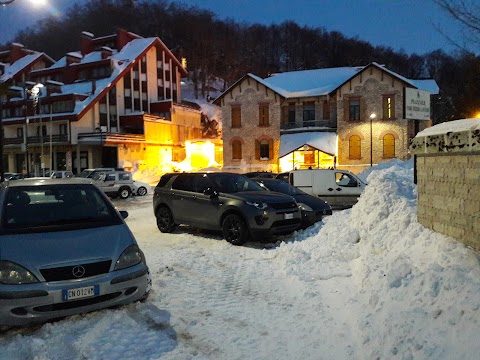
[287, 169, 366, 208]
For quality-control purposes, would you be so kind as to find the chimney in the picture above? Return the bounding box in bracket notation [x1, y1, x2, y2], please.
[116, 28, 131, 51]
[9, 43, 25, 63]
[80, 31, 94, 55]
[100, 46, 113, 59]
[66, 52, 82, 66]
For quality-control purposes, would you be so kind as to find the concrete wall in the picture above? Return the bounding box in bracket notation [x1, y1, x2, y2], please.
[411, 122, 480, 250]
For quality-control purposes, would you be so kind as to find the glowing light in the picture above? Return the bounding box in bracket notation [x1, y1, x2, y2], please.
[474, 112, 480, 118]
[185, 140, 216, 170]
[30, 0, 47, 7]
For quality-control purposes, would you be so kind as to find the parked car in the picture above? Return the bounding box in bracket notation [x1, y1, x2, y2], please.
[3, 173, 22, 181]
[153, 172, 302, 245]
[93, 171, 135, 199]
[286, 169, 366, 208]
[77, 168, 117, 179]
[50, 170, 74, 179]
[255, 178, 332, 229]
[244, 171, 278, 179]
[0, 178, 150, 326]
[132, 180, 150, 196]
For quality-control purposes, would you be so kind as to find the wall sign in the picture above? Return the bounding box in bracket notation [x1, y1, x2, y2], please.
[404, 88, 431, 121]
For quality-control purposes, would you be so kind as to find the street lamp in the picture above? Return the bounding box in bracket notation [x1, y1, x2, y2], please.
[23, 82, 44, 177]
[369, 113, 376, 167]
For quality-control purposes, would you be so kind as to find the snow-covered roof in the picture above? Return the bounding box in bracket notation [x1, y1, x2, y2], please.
[279, 132, 337, 157]
[410, 79, 440, 94]
[416, 118, 480, 137]
[265, 67, 361, 97]
[0, 52, 43, 82]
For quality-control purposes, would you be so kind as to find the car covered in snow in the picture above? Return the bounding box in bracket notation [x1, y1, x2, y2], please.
[0, 178, 151, 326]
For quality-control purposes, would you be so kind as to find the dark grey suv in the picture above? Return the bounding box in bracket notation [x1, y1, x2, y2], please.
[153, 172, 301, 245]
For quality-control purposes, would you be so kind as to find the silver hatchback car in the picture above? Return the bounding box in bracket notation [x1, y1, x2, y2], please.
[0, 178, 150, 326]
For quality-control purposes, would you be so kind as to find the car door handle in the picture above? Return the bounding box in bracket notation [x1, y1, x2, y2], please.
[328, 188, 334, 191]
[336, 188, 342, 191]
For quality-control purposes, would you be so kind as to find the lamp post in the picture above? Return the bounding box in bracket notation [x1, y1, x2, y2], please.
[23, 83, 44, 177]
[369, 113, 376, 167]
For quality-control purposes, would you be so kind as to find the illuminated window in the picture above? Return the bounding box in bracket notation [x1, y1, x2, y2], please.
[232, 140, 242, 160]
[231, 106, 241, 128]
[349, 135, 361, 159]
[260, 140, 269, 159]
[259, 104, 269, 126]
[349, 99, 360, 121]
[383, 134, 395, 158]
[383, 95, 395, 119]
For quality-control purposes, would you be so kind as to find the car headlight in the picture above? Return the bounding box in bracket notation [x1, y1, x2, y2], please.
[114, 244, 144, 271]
[297, 203, 313, 212]
[0, 261, 39, 284]
[245, 201, 268, 210]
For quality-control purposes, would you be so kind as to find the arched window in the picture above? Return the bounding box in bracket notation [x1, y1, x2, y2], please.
[383, 134, 395, 158]
[349, 135, 361, 159]
[232, 140, 242, 160]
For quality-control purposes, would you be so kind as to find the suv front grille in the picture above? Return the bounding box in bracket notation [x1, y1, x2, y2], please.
[268, 201, 297, 210]
[40, 260, 112, 282]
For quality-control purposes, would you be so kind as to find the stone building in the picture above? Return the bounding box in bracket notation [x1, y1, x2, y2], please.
[214, 63, 438, 174]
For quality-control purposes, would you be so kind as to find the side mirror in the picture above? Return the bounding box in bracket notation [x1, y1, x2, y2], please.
[204, 187, 218, 197]
[119, 210, 129, 219]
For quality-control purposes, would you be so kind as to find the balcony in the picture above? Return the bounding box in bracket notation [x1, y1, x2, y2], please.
[3, 134, 69, 146]
[281, 119, 336, 131]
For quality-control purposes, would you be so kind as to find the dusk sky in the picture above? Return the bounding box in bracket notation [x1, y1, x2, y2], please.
[0, 0, 466, 55]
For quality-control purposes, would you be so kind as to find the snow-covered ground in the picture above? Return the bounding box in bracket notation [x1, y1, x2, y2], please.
[1, 161, 479, 360]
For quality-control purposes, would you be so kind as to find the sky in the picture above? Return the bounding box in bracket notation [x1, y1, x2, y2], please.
[0, 0, 467, 55]
[1, 159, 479, 359]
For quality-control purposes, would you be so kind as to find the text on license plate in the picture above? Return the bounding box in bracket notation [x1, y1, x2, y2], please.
[62, 285, 99, 301]
[284, 213, 294, 220]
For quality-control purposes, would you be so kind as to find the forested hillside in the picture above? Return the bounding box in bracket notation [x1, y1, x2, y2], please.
[3, 0, 479, 122]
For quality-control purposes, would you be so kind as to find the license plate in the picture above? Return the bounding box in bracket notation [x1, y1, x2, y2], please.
[284, 213, 294, 220]
[62, 285, 99, 301]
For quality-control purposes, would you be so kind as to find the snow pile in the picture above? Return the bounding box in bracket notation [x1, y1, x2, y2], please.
[275, 161, 480, 359]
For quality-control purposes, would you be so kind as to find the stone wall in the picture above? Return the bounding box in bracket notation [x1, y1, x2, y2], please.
[411, 120, 480, 250]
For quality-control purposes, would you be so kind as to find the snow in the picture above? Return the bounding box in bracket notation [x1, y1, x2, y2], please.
[0, 53, 43, 82]
[416, 118, 480, 137]
[279, 131, 337, 157]
[1, 161, 479, 359]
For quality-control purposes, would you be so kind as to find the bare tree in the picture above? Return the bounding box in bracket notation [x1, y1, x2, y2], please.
[434, 0, 480, 48]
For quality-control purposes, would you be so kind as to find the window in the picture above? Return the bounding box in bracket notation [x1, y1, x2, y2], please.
[37, 125, 47, 137]
[255, 139, 272, 160]
[288, 105, 296, 124]
[172, 174, 195, 192]
[383, 134, 395, 158]
[323, 100, 330, 120]
[383, 95, 395, 119]
[59, 124, 67, 135]
[260, 141, 269, 159]
[349, 99, 360, 121]
[231, 106, 241, 128]
[17, 128, 23, 138]
[335, 172, 358, 187]
[349, 135, 361, 159]
[303, 103, 315, 125]
[259, 104, 269, 126]
[232, 140, 242, 160]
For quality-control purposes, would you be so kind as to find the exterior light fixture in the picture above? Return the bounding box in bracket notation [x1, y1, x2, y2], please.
[369, 113, 376, 167]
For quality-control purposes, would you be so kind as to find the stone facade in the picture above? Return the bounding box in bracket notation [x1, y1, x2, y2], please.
[411, 120, 480, 250]
[337, 66, 430, 174]
[219, 76, 282, 173]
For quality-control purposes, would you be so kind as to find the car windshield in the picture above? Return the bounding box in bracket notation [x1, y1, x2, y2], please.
[259, 179, 306, 195]
[2, 184, 122, 233]
[209, 173, 265, 193]
[78, 170, 94, 178]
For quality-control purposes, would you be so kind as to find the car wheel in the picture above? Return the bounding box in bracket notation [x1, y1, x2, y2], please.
[136, 186, 147, 196]
[222, 214, 249, 245]
[118, 187, 131, 199]
[156, 206, 176, 233]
